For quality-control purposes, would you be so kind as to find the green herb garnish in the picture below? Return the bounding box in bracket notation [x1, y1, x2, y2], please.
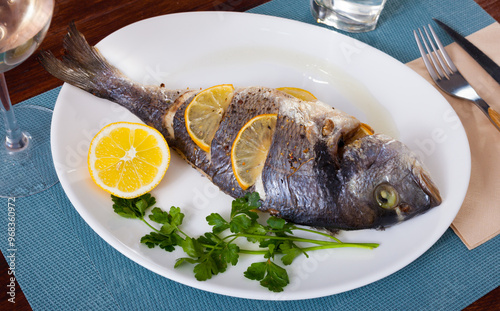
[111, 192, 379, 292]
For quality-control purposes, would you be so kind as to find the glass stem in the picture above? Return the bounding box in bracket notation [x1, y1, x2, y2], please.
[0, 72, 27, 151]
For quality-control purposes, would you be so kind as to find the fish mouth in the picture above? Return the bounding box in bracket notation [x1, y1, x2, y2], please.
[413, 165, 442, 208]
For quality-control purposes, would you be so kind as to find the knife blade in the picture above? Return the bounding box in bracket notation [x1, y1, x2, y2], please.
[433, 18, 500, 85]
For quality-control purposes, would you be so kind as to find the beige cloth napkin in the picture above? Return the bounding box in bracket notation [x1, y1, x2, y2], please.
[406, 22, 500, 249]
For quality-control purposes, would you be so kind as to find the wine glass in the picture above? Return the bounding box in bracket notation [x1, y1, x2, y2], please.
[0, 0, 58, 198]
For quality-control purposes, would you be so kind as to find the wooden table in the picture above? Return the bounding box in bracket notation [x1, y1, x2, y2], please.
[1, 0, 499, 309]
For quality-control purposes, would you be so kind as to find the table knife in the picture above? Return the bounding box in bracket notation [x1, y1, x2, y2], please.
[433, 18, 500, 85]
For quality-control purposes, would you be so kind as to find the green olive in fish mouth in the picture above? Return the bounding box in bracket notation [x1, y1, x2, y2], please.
[374, 183, 399, 209]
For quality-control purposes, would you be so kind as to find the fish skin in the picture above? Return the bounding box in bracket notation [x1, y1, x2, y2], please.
[171, 91, 212, 170]
[39, 23, 442, 230]
[210, 87, 282, 197]
[260, 100, 360, 226]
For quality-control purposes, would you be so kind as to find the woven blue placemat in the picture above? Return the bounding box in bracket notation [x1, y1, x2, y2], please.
[249, 0, 495, 63]
[1, 0, 499, 310]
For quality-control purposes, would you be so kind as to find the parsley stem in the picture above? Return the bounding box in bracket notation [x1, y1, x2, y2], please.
[221, 233, 377, 250]
[141, 218, 190, 239]
[238, 243, 379, 254]
[301, 243, 379, 251]
[141, 219, 160, 232]
[177, 229, 189, 239]
[239, 249, 268, 255]
[233, 233, 343, 246]
[201, 242, 378, 255]
[198, 242, 267, 255]
[293, 227, 343, 243]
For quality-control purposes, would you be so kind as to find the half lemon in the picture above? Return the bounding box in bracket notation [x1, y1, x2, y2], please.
[88, 122, 170, 198]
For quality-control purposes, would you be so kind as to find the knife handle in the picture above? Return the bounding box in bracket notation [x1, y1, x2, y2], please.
[488, 107, 500, 131]
[474, 99, 500, 132]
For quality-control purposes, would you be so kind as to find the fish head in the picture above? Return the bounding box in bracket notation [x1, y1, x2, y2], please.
[338, 134, 442, 229]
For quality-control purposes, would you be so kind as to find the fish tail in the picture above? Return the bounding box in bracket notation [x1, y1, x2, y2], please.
[39, 22, 182, 131]
[39, 22, 121, 95]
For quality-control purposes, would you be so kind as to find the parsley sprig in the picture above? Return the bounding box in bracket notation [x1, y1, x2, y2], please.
[111, 192, 379, 292]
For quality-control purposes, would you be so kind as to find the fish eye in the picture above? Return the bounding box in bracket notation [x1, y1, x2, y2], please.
[374, 183, 399, 209]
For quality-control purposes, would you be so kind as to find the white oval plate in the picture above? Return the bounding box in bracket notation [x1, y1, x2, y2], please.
[51, 12, 470, 300]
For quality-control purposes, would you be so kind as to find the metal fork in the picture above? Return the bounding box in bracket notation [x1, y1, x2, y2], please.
[414, 24, 500, 132]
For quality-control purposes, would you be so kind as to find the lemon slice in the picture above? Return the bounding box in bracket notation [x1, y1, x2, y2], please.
[277, 87, 317, 101]
[231, 114, 278, 190]
[345, 123, 375, 145]
[88, 122, 170, 198]
[185, 84, 234, 152]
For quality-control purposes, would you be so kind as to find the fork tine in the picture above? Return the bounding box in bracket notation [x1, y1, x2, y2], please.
[418, 28, 446, 78]
[414, 30, 439, 81]
[423, 26, 451, 77]
[417, 28, 446, 79]
[428, 24, 458, 72]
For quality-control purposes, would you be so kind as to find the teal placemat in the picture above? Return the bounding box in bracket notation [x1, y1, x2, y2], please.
[2, 0, 499, 310]
[249, 0, 495, 63]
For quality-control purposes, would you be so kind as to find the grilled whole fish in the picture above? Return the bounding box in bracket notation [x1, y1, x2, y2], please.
[40, 23, 442, 230]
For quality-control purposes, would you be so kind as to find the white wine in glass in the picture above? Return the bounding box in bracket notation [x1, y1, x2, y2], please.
[0, 0, 58, 197]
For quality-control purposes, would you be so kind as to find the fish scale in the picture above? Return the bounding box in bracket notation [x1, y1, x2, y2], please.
[39, 23, 442, 231]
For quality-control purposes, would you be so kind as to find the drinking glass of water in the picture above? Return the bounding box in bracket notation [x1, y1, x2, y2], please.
[311, 0, 388, 33]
